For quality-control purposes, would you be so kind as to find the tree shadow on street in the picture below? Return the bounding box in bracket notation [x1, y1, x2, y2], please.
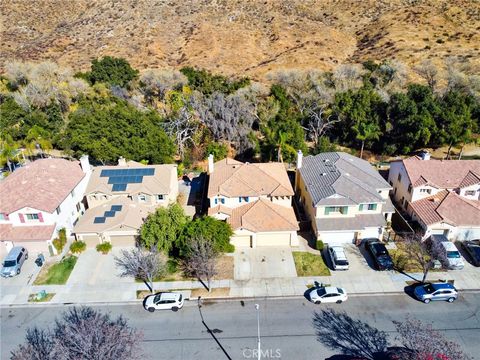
[312, 308, 389, 360]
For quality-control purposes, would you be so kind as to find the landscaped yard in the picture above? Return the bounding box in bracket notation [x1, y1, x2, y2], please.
[28, 293, 56, 302]
[390, 242, 442, 273]
[34, 256, 78, 285]
[293, 252, 331, 277]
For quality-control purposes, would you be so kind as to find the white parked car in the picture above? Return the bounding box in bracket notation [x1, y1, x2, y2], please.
[143, 292, 184, 312]
[309, 286, 348, 304]
[327, 246, 349, 270]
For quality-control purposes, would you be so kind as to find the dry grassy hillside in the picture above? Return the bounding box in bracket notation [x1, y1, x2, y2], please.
[1, 0, 479, 80]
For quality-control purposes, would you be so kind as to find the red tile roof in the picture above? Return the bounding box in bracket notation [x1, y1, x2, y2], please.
[402, 156, 480, 189]
[0, 158, 86, 214]
[0, 224, 55, 242]
[409, 190, 480, 227]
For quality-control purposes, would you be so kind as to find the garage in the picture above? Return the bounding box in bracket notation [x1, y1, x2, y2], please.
[80, 235, 101, 248]
[109, 235, 137, 247]
[319, 231, 355, 245]
[13, 241, 51, 256]
[256, 232, 291, 247]
[231, 235, 251, 248]
[360, 227, 382, 240]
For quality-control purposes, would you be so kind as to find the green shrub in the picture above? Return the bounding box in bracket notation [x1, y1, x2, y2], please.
[316, 240, 324, 251]
[224, 243, 235, 253]
[166, 259, 178, 274]
[70, 241, 86, 254]
[52, 228, 67, 253]
[96, 242, 112, 254]
[205, 142, 228, 160]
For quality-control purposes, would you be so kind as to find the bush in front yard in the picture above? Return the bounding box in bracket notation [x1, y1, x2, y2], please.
[316, 240, 324, 251]
[52, 228, 67, 253]
[70, 241, 86, 254]
[96, 242, 112, 254]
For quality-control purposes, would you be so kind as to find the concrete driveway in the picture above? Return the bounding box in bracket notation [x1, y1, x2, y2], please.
[0, 257, 40, 304]
[233, 247, 297, 280]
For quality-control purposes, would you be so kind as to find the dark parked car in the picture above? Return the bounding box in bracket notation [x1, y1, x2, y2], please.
[365, 239, 393, 270]
[462, 239, 480, 267]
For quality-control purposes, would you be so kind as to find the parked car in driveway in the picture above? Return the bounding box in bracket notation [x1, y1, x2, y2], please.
[462, 239, 480, 267]
[1, 246, 28, 278]
[308, 285, 348, 304]
[143, 292, 184, 312]
[327, 245, 349, 270]
[414, 282, 458, 304]
[365, 239, 393, 270]
[429, 235, 465, 270]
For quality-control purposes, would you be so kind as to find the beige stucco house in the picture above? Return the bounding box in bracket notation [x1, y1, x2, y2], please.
[74, 158, 178, 248]
[207, 155, 299, 248]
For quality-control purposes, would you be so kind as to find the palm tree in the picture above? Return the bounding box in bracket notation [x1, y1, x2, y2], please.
[353, 121, 381, 159]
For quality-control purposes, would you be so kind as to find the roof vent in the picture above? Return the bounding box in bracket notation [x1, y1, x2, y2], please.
[321, 173, 327, 176]
[419, 151, 431, 161]
[324, 159, 329, 163]
[345, 173, 350, 176]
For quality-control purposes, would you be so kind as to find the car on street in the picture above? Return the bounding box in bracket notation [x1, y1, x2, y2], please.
[143, 292, 184, 312]
[462, 239, 480, 267]
[365, 239, 393, 270]
[414, 282, 458, 304]
[327, 245, 349, 270]
[1, 246, 28, 278]
[308, 285, 348, 304]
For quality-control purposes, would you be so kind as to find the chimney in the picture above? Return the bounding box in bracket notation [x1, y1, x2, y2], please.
[118, 156, 127, 166]
[296, 150, 303, 169]
[79, 155, 91, 174]
[419, 151, 430, 161]
[208, 154, 214, 174]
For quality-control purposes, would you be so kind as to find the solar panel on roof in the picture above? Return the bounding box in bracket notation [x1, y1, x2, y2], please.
[110, 205, 123, 212]
[94, 217, 106, 224]
[112, 184, 127, 191]
[104, 211, 116, 217]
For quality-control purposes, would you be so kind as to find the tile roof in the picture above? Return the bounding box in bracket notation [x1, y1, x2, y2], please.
[0, 158, 86, 214]
[74, 197, 155, 234]
[298, 152, 391, 206]
[86, 162, 176, 196]
[0, 224, 55, 242]
[207, 158, 294, 198]
[402, 156, 480, 189]
[316, 213, 386, 232]
[209, 199, 299, 233]
[409, 190, 480, 227]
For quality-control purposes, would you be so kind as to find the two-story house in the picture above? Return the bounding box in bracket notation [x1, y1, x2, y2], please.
[0, 156, 91, 257]
[296, 151, 394, 245]
[207, 155, 299, 248]
[388, 152, 480, 240]
[74, 158, 178, 248]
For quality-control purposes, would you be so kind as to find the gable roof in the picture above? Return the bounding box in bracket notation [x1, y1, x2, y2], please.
[401, 156, 480, 189]
[409, 190, 480, 227]
[209, 199, 299, 233]
[74, 197, 154, 234]
[298, 152, 391, 206]
[86, 162, 176, 196]
[0, 158, 86, 214]
[207, 158, 294, 198]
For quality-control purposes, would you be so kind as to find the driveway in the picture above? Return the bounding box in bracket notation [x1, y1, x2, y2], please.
[233, 247, 297, 280]
[0, 257, 39, 304]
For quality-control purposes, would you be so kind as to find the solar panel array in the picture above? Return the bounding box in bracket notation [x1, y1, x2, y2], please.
[94, 205, 124, 224]
[99, 168, 155, 192]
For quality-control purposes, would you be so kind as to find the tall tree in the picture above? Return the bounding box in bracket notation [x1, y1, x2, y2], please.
[180, 216, 233, 254]
[182, 236, 219, 292]
[83, 56, 139, 88]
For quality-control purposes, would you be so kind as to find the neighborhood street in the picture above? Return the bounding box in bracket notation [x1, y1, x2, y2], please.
[2, 293, 479, 360]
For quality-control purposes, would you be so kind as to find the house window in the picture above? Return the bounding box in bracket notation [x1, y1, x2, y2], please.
[408, 184, 412, 193]
[324, 206, 348, 215]
[214, 198, 218, 205]
[368, 204, 377, 211]
[397, 173, 402, 182]
[243, 197, 249, 202]
[465, 190, 476, 196]
[76, 203, 81, 212]
[0, 213, 5, 220]
[420, 188, 432, 194]
[139, 195, 147, 202]
[221, 198, 225, 204]
[70, 189, 75, 198]
[55, 206, 61, 215]
[156, 194, 165, 201]
[239, 197, 242, 203]
[26, 214, 39, 220]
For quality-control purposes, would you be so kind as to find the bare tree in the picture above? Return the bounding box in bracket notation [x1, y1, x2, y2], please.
[333, 64, 365, 92]
[414, 59, 439, 91]
[393, 316, 471, 360]
[399, 233, 448, 283]
[140, 69, 187, 105]
[304, 104, 340, 148]
[11, 307, 142, 360]
[114, 247, 167, 293]
[182, 236, 218, 292]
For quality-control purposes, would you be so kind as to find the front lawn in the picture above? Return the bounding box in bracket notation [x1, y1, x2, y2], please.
[34, 256, 78, 285]
[293, 252, 331, 277]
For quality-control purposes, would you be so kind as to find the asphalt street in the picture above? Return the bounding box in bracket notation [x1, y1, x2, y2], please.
[1, 293, 479, 360]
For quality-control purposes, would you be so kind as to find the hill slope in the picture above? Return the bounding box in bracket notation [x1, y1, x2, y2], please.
[1, 0, 479, 79]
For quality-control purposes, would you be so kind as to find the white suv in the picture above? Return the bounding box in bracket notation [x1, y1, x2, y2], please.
[440, 241, 465, 270]
[143, 292, 184, 312]
[327, 246, 349, 270]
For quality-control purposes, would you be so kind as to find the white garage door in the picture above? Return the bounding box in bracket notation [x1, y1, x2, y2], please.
[456, 228, 480, 240]
[231, 235, 251, 248]
[81, 235, 101, 248]
[361, 227, 381, 240]
[109, 235, 137, 247]
[256, 233, 291, 247]
[14, 241, 50, 256]
[319, 232, 355, 245]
